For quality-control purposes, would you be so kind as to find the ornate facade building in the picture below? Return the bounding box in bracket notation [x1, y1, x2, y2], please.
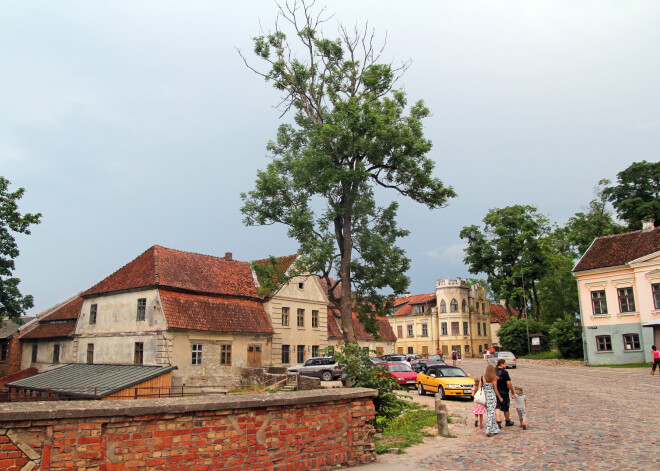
[388, 278, 492, 358]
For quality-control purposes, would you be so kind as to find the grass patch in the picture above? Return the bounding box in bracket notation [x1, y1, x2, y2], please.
[590, 363, 652, 368]
[520, 351, 562, 359]
[374, 408, 438, 454]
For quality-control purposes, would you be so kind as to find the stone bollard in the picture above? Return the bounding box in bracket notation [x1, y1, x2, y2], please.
[435, 394, 450, 437]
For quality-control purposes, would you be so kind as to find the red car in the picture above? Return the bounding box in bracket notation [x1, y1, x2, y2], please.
[381, 362, 418, 389]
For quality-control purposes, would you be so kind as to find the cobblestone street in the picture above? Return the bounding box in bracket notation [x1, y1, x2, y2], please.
[352, 358, 660, 470]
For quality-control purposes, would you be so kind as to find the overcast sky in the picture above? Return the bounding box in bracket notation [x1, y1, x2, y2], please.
[2, 1, 659, 315]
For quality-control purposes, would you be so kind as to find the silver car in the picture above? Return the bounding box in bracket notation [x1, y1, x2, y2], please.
[488, 351, 517, 368]
[287, 356, 342, 381]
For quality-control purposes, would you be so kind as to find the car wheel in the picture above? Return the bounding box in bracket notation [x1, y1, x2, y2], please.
[417, 383, 426, 396]
[438, 386, 446, 400]
[321, 370, 333, 381]
[512, 366, 517, 369]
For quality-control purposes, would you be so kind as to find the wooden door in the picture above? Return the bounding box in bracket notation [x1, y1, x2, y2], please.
[247, 345, 262, 368]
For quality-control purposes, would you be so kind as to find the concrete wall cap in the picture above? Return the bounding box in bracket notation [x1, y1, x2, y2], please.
[0, 387, 378, 421]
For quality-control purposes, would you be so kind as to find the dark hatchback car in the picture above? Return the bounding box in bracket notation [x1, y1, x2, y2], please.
[411, 359, 446, 373]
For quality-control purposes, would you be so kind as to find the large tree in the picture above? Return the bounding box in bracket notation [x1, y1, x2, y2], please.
[603, 160, 660, 230]
[559, 179, 624, 258]
[460, 205, 549, 320]
[240, 1, 455, 344]
[1, 177, 41, 322]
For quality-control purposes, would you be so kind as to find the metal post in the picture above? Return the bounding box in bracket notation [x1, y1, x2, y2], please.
[521, 272, 531, 355]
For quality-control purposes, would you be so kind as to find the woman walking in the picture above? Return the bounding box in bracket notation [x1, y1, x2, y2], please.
[651, 345, 660, 375]
[483, 364, 503, 437]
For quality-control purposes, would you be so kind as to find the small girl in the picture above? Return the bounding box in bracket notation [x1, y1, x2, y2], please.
[472, 377, 486, 428]
[514, 386, 527, 430]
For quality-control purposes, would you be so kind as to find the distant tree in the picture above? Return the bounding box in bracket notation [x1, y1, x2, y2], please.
[603, 161, 660, 230]
[560, 179, 624, 257]
[497, 317, 550, 357]
[460, 205, 550, 321]
[549, 315, 583, 359]
[535, 247, 578, 324]
[1, 177, 41, 322]
[240, 1, 456, 344]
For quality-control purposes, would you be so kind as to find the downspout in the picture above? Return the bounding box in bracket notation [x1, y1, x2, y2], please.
[575, 278, 588, 365]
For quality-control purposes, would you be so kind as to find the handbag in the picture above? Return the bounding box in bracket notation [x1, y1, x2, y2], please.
[474, 377, 486, 405]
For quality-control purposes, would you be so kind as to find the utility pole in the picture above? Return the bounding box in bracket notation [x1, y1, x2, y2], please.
[521, 271, 531, 354]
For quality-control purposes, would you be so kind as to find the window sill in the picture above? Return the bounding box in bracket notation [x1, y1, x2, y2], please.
[623, 349, 642, 353]
[595, 350, 613, 353]
[617, 312, 639, 317]
[590, 314, 610, 319]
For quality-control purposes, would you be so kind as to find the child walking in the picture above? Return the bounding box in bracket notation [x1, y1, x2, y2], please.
[472, 377, 486, 428]
[514, 386, 527, 430]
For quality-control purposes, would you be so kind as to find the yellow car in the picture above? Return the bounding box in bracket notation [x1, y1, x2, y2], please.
[416, 364, 475, 399]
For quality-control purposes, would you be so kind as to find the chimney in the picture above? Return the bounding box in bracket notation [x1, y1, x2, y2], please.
[642, 219, 655, 232]
[500, 299, 507, 307]
[404, 292, 411, 298]
[225, 252, 233, 261]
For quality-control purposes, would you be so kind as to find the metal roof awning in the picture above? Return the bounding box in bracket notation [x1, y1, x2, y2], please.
[642, 319, 660, 327]
[6, 364, 177, 399]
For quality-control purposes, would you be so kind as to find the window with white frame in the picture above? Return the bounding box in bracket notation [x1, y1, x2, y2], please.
[191, 344, 202, 365]
[440, 300, 447, 313]
[591, 290, 607, 315]
[407, 324, 414, 337]
[617, 288, 635, 313]
[653, 283, 660, 310]
[421, 323, 428, 337]
[622, 333, 641, 351]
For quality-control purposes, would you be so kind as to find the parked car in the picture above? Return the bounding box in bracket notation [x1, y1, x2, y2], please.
[405, 354, 422, 361]
[370, 357, 387, 364]
[381, 354, 408, 363]
[411, 359, 445, 373]
[487, 351, 517, 368]
[416, 365, 475, 399]
[381, 362, 418, 389]
[287, 356, 342, 381]
[426, 354, 444, 361]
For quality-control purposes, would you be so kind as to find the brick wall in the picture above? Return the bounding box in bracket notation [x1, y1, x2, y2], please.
[0, 388, 377, 470]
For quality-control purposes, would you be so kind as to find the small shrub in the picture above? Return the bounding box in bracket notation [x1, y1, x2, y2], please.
[549, 315, 583, 359]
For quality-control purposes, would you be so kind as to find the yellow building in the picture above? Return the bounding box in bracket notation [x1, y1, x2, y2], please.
[388, 278, 492, 358]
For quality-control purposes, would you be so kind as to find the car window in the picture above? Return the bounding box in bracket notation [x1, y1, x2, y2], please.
[439, 367, 467, 377]
[304, 359, 315, 366]
[388, 364, 413, 372]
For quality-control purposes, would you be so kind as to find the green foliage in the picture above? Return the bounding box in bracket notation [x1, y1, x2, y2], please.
[1, 177, 41, 322]
[460, 205, 550, 319]
[603, 161, 660, 230]
[535, 238, 579, 324]
[549, 315, 583, 359]
[559, 179, 624, 257]
[373, 408, 438, 454]
[497, 317, 550, 357]
[241, 1, 455, 343]
[323, 343, 405, 419]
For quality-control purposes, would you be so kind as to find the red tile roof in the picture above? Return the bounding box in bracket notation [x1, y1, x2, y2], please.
[159, 290, 273, 334]
[19, 296, 82, 340]
[43, 296, 83, 321]
[489, 304, 518, 324]
[20, 321, 76, 340]
[327, 310, 397, 342]
[251, 254, 299, 295]
[573, 227, 660, 272]
[393, 293, 436, 316]
[82, 246, 260, 299]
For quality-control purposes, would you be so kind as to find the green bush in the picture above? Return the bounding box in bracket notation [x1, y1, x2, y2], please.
[549, 315, 583, 359]
[323, 344, 405, 419]
[497, 317, 550, 357]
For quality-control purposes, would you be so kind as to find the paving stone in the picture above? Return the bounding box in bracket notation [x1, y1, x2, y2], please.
[349, 358, 660, 470]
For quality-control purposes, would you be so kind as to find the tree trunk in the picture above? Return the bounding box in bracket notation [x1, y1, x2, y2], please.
[531, 283, 541, 321]
[336, 198, 357, 345]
